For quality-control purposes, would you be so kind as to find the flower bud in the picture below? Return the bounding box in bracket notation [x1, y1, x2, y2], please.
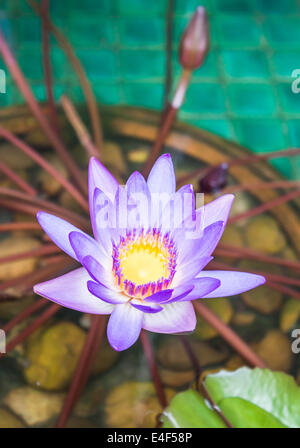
[179, 6, 209, 71]
[198, 163, 228, 193]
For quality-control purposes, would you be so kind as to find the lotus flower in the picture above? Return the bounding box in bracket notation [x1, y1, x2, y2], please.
[34, 154, 265, 351]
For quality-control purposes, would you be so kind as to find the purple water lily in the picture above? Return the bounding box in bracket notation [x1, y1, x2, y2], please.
[34, 154, 265, 351]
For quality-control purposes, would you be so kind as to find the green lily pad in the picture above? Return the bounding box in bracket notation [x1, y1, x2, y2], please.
[162, 367, 300, 428]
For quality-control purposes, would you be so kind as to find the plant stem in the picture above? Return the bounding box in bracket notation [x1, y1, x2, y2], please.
[28, 0, 103, 152]
[0, 222, 41, 232]
[0, 126, 89, 212]
[2, 299, 48, 333]
[0, 244, 59, 266]
[41, 0, 60, 133]
[0, 29, 87, 195]
[193, 301, 266, 368]
[56, 315, 106, 427]
[60, 95, 99, 158]
[0, 303, 60, 360]
[228, 188, 300, 224]
[222, 180, 300, 194]
[0, 161, 37, 196]
[140, 330, 167, 408]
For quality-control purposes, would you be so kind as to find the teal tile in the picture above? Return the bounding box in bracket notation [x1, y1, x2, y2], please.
[70, 0, 112, 14]
[174, 0, 215, 14]
[256, 0, 299, 14]
[119, 18, 165, 47]
[75, 49, 118, 81]
[278, 83, 300, 115]
[287, 120, 300, 146]
[187, 118, 234, 139]
[217, 15, 262, 47]
[264, 17, 300, 47]
[227, 83, 277, 117]
[183, 83, 226, 114]
[117, 0, 167, 15]
[214, 0, 255, 13]
[90, 83, 121, 105]
[19, 45, 43, 81]
[272, 51, 300, 78]
[271, 158, 294, 179]
[120, 50, 165, 79]
[15, 16, 41, 43]
[68, 17, 116, 47]
[122, 82, 164, 109]
[222, 50, 269, 78]
[233, 119, 286, 151]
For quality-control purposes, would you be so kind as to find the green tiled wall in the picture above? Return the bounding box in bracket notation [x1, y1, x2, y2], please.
[0, 0, 300, 179]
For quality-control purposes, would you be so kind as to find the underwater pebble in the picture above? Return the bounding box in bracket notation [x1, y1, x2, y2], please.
[102, 141, 127, 175]
[37, 153, 68, 196]
[24, 322, 86, 391]
[229, 191, 255, 219]
[127, 147, 149, 164]
[157, 337, 228, 371]
[252, 330, 292, 372]
[242, 285, 282, 315]
[59, 190, 83, 214]
[232, 311, 256, 326]
[194, 298, 233, 340]
[0, 236, 40, 281]
[160, 368, 195, 388]
[105, 382, 175, 428]
[3, 387, 65, 426]
[0, 408, 26, 428]
[245, 215, 286, 254]
[279, 298, 300, 333]
[0, 144, 34, 169]
[0, 295, 34, 320]
[74, 380, 105, 418]
[92, 339, 120, 375]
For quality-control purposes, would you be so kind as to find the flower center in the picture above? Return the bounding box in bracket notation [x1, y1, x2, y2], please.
[112, 229, 177, 299]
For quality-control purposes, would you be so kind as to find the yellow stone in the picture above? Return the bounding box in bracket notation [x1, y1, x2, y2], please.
[252, 330, 292, 372]
[102, 141, 127, 174]
[0, 408, 26, 428]
[232, 311, 256, 326]
[242, 285, 282, 314]
[24, 322, 86, 391]
[37, 153, 68, 196]
[128, 148, 149, 164]
[280, 298, 300, 332]
[157, 337, 228, 370]
[0, 295, 34, 320]
[105, 382, 175, 428]
[0, 144, 34, 169]
[3, 387, 65, 426]
[0, 236, 40, 281]
[92, 339, 119, 375]
[194, 298, 233, 340]
[245, 215, 286, 254]
[220, 225, 244, 247]
[160, 368, 195, 388]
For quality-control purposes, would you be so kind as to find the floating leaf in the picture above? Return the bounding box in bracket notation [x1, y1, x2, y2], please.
[163, 368, 300, 428]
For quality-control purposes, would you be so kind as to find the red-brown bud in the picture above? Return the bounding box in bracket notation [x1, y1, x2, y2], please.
[179, 6, 209, 71]
[198, 163, 228, 193]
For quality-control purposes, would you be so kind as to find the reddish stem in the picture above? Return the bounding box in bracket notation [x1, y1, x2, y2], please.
[2, 299, 48, 333]
[222, 180, 300, 194]
[227, 147, 300, 168]
[0, 126, 88, 212]
[0, 161, 37, 196]
[0, 29, 87, 195]
[140, 330, 167, 408]
[56, 315, 106, 428]
[0, 303, 60, 360]
[228, 188, 300, 224]
[0, 244, 59, 266]
[60, 95, 99, 158]
[0, 222, 40, 232]
[142, 106, 178, 178]
[266, 281, 300, 301]
[41, 0, 60, 133]
[217, 243, 300, 272]
[193, 301, 266, 368]
[28, 0, 103, 152]
[0, 187, 90, 229]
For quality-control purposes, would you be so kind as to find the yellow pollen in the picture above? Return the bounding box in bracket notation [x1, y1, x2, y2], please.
[120, 244, 168, 286]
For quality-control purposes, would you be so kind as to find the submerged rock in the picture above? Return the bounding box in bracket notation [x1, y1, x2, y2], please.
[0, 236, 40, 281]
[245, 215, 286, 254]
[242, 285, 282, 314]
[105, 382, 175, 428]
[252, 330, 292, 372]
[37, 153, 68, 196]
[194, 298, 233, 340]
[0, 408, 26, 428]
[3, 387, 65, 426]
[24, 322, 86, 391]
[280, 298, 300, 332]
